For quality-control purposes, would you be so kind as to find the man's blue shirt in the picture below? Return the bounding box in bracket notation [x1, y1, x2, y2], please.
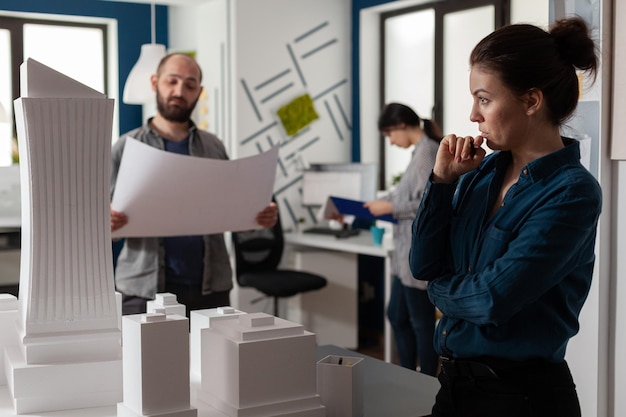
[162, 136, 204, 286]
[409, 138, 602, 362]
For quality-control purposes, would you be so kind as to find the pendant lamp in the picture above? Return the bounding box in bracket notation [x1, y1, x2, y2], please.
[122, 1, 166, 105]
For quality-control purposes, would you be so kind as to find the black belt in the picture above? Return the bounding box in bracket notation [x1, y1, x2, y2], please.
[439, 357, 500, 379]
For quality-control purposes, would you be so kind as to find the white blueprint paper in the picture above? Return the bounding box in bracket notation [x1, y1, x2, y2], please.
[111, 138, 278, 238]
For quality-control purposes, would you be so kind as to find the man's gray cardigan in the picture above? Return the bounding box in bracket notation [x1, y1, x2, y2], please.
[110, 120, 233, 299]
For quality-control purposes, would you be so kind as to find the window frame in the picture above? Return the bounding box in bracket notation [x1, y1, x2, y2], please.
[377, 0, 509, 187]
[0, 14, 110, 142]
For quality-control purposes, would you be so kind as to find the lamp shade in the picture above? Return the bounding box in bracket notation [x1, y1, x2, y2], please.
[122, 43, 166, 105]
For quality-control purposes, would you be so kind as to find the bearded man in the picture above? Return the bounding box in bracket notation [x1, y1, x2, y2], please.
[110, 53, 277, 315]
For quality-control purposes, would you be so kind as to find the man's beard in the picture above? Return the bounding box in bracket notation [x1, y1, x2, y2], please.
[156, 89, 198, 123]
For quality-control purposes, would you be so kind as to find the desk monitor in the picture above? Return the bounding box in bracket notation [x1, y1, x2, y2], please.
[301, 163, 378, 207]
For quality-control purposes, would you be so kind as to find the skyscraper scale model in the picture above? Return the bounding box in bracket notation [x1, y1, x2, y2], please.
[3, 58, 123, 414]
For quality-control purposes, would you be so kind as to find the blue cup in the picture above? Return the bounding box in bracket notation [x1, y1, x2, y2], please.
[370, 226, 385, 246]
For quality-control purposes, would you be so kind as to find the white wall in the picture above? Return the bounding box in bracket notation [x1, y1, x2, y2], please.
[169, 0, 231, 149]
[170, 0, 352, 231]
[614, 164, 626, 417]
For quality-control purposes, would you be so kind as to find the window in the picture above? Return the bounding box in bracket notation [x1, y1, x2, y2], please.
[0, 28, 11, 166]
[379, 0, 508, 188]
[0, 14, 109, 166]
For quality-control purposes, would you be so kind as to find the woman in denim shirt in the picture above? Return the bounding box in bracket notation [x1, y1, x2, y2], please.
[409, 17, 601, 417]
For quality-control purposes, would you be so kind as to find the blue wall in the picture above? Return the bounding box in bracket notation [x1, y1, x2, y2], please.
[350, 0, 396, 162]
[0, 0, 168, 135]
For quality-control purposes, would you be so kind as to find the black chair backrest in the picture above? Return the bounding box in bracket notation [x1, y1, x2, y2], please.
[232, 198, 285, 279]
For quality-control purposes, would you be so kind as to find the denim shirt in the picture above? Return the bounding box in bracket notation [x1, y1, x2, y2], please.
[409, 138, 602, 362]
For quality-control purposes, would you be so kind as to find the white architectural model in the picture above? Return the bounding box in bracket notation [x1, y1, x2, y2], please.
[317, 355, 364, 417]
[189, 306, 246, 382]
[4, 58, 122, 414]
[147, 292, 186, 317]
[0, 294, 18, 386]
[118, 313, 197, 417]
[197, 312, 325, 417]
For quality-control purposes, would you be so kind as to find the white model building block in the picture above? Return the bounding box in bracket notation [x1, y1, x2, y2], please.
[189, 306, 247, 382]
[5, 58, 122, 414]
[5, 347, 122, 413]
[0, 294, 19, 386]
[116, 291, 123, 330]
[317, 355, 364, 417]
[197, 312, 325, 417]
[117, 313, 197, 417]
[147, 292, 187, 317]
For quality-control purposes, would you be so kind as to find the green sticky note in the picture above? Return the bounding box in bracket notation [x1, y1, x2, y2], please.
[277, 93, 319, 136]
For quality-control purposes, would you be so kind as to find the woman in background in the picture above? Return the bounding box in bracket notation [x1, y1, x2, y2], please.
[364, 102, 441, 375]
[410, 17, 600, 416]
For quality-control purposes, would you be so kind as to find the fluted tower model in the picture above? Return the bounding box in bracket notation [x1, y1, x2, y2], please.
[4, 58, 122, 414]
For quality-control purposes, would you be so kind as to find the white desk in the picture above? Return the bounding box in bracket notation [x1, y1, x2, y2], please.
[284, 230, 394, 363]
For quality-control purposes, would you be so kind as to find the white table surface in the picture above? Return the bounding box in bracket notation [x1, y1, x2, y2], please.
[0, 345, 437, 417]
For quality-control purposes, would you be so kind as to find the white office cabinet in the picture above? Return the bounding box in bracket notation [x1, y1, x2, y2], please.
[287, 249, 359, 349]
[0, 248, 19, 287]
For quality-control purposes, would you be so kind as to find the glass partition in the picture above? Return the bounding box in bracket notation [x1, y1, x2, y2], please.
[383, 8, 435, 189]
[443, 6, 495, 139]
[24, 23, 105, 93]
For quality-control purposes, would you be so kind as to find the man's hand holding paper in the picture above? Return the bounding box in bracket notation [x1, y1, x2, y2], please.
[110, 138, 279, 238]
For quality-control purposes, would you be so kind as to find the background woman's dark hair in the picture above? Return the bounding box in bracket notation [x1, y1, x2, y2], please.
[378, 102, 443, 141]
[469, 16, 598, 126]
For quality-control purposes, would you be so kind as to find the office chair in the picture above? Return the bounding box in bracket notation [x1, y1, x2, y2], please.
[232, 200, 327, 317]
